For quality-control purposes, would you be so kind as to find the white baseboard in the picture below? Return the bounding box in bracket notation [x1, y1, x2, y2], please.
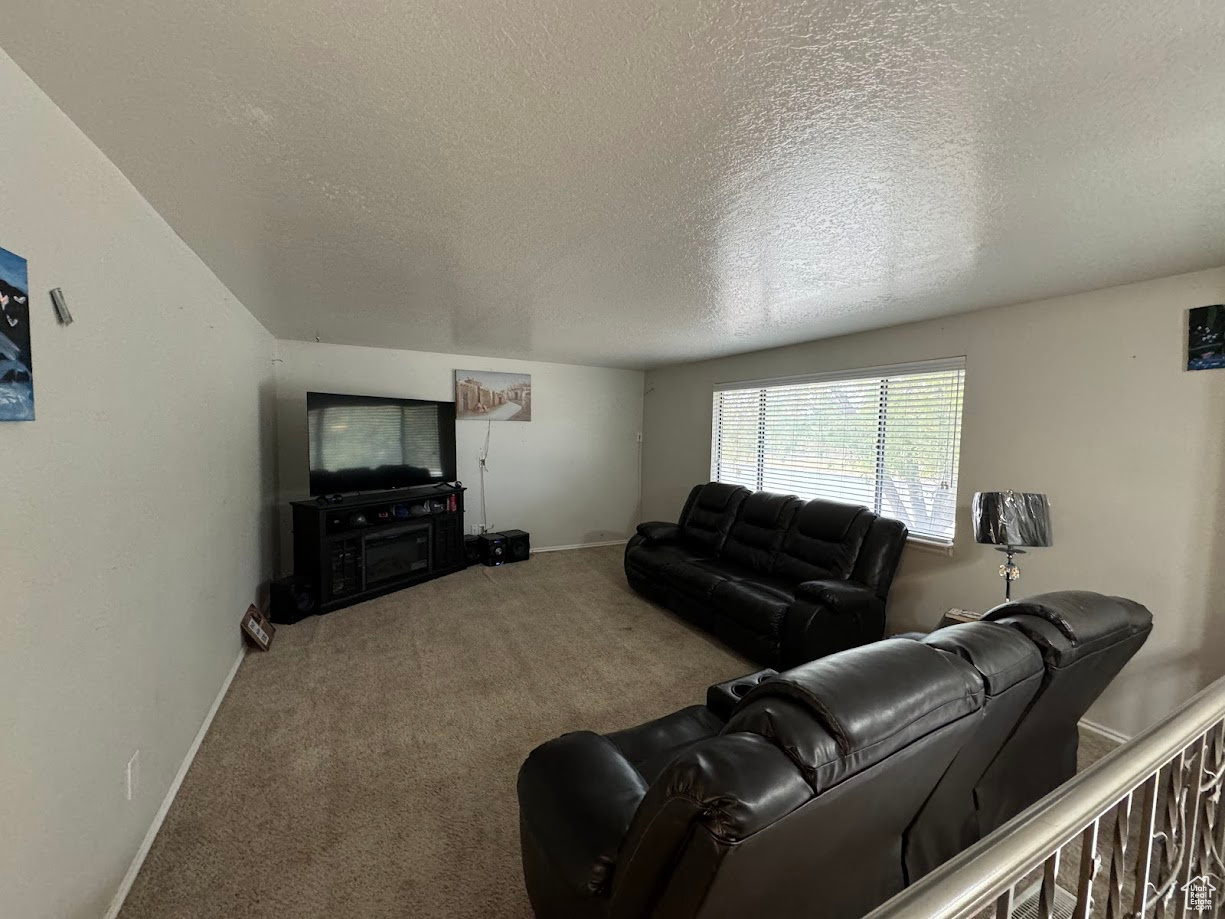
[532, 539, 626, 553]
[1079, 717, 1131, 745]
[103, 647, 246, 919]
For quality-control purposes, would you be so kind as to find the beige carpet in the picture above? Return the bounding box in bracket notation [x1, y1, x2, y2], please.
[120, 546, 1119, 918]
[119, 546, 751, 919]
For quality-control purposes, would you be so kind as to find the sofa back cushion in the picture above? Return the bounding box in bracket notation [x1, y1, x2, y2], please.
[676, 482, 750, 554]
[724, 639, 983, 789]
[774, 499, 873, 583]
[718, 491, 800, 574]
[851, 516, 909, 599]
[974, 592, 1153, 835]
[904, 624, 1044, 879]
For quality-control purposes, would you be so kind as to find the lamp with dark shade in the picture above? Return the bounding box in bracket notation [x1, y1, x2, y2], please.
[972, 491, 1053, 601]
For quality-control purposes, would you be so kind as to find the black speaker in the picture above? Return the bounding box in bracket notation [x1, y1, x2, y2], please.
[479, 532, 507, 566]
[499, 529, 530, 563]
[463, 535, 482, 567]
[269, 575, 316, 625]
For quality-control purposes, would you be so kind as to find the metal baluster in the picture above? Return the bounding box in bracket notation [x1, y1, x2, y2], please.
[1151, 750, 1191, 917]
[1197, 720, 1225, 919]
[1105, 792, 1133, 919]
[1073, 819, 1101, 919]
[995, 884, 1015, 919]
[1039, 849, 1061, 919]
[1213, 720, 1225, 919]
[1131, 771, 1161, 918]
[1178, 735, 1208, 913]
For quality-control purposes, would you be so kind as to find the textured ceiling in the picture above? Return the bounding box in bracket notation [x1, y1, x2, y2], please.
[4, 1, 1225, 368]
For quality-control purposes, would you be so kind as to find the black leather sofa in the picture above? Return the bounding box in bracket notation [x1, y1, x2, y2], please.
[518, 591, 1153, 919]
[625, 482, 908, 668]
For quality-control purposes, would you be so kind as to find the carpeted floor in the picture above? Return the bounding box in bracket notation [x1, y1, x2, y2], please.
[119, 546, 752, 919]
[119, 546, 1120, 919]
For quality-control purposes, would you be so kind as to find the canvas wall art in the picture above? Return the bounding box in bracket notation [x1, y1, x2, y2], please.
[1188, 305, 1225, 371]
[454, 370, 532, 421]
[0, 245, 34, 421]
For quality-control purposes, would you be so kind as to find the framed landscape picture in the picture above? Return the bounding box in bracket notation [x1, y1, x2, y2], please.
[1187, 305, 1225, 371]
[454, 370, 532, 421]
[0, 245, 34, 421]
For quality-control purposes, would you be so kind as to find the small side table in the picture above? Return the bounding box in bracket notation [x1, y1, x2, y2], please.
[937, 608, 983, 629]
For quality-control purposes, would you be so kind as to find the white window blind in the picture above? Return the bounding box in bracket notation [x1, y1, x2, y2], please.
[711, 358, 966, 544]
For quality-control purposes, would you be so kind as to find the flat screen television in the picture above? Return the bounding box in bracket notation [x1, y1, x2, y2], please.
[307, 391, 457, 495]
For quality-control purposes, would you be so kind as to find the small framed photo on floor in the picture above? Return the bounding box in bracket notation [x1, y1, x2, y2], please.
[241, 604, 276, 651]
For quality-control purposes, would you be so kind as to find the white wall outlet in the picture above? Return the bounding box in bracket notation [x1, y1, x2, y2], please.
[469, 523, 480, 536]
[125, 750, 140, 801]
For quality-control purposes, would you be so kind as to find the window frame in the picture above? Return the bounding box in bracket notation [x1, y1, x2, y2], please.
[711, 356, 966, 548]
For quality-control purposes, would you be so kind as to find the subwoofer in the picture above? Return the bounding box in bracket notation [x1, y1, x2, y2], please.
[269, 575, 317, 625]
[499, 529, 530, 563]
[464, 535, 482, 567]
[479, 532, 507, 567]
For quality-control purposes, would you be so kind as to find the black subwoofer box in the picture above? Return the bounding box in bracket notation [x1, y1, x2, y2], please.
[269, 575, 317, 625]
[479, 532, 507, 566]
[499, 529, 530, 563]
[463, 535, 482, 567]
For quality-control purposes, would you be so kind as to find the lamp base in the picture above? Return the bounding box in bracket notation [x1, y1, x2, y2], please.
[994, 545, 1025, 601]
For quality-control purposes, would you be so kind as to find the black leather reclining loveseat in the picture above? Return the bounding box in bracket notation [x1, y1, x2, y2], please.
[625, 482, 908, 668]
[518, 591, 1153, 919]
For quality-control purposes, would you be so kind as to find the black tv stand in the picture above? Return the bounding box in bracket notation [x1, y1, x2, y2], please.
[292, 483, 466, 614]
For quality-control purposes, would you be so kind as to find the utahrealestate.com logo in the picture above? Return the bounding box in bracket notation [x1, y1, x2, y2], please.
[1182, 875, 1217, 913]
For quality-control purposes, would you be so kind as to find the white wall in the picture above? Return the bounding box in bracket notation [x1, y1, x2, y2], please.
[274, 340, 644, 566]
[0, 52, 276, 919]
[642, 268, 1225, 738]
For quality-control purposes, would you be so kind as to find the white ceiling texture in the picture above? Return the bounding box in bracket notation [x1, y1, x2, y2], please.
[4, 1, 1224, 368]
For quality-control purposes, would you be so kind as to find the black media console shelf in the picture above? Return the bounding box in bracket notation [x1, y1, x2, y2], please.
[291, 484, 466, 614]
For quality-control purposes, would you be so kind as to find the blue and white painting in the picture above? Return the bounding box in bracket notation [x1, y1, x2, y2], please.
[1188, 305, 1225, 372]
[0, 245, 34, 420]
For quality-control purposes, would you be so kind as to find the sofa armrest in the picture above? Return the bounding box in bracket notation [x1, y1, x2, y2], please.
[517, 731, 648, 899]
[635, 521, 681, 544]
[795, 578, 880, 611]
[782, 580, 887, 668]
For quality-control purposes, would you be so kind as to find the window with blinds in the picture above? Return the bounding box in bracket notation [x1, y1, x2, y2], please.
[711, 358, 966, 544]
